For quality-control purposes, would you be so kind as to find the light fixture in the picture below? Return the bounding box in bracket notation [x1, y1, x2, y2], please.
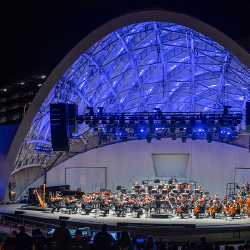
[206, 133, 212, 144]
[123, 135, 127, 144]
[147, 135, 152, 143]
[181, 134, 187, 144]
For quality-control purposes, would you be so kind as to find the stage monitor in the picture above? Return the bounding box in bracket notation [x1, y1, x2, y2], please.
[78, 227, 91, 237]
[69, 229, 77, 236]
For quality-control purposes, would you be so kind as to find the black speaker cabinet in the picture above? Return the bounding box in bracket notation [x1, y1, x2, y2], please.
[50, 104, 69, 151]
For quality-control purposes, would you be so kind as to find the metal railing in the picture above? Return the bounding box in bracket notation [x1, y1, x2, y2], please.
[0, 212, 59, 234]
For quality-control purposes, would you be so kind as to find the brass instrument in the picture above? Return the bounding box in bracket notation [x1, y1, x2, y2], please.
[35, 184, 46, 207]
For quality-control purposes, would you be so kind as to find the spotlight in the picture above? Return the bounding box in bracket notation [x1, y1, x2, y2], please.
[147, 135, 152, 143]
[171, 134, 177, 140]
[123, 136, 127, 144]
[98, 107, 104, 114]
[192, 133, 196, 141]
[206, 133, 212, 144]
[156, 134, 161, 140]
[181, 134, 187, 144]
[87, 107, 94, 116]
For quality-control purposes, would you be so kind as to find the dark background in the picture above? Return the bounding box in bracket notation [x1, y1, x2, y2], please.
[1, 0, 250, 83]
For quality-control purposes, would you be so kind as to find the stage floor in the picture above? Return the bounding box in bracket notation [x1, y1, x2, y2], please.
[1, 204, 250, 229]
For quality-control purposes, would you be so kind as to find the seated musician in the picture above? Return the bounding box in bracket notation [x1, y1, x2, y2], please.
[65, 196, 78, 214]
[180, 200, 190, 219]
[99, 199, 109, 216]
[132, 182, 141, 194]
[139, 185, 146, 194]
[132, 199, 143, 218]
[195, 198, 206, 219]
[146, 182, 153, 193]
[212, 200, 223, 219]
[157, 181, 164, 190]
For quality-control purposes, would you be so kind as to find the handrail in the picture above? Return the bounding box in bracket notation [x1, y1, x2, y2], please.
[0, 212, 59, 232]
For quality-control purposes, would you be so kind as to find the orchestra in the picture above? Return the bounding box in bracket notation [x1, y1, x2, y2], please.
[31, 179, 250, 220]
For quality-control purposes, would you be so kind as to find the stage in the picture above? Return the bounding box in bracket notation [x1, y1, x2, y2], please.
[0, 204, 250, 243]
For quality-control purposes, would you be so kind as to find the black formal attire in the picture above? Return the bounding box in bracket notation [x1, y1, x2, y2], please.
[68, 238, 90, 250]
[52, 226, 72, 250]
[195, 242, 213, 250]
[180, 204, 189, 218]
[17, 231, 30, 250]
[212, 203, 223, 218]
[133, 203, 143, 217]
[3, 237, 18, 250]
[93, 230, 116, 250]
[196, 202, 206, 219]
[154, 193, 162, 213]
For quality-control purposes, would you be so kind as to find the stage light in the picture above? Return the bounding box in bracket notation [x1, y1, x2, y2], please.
[98, 107, 104, 114]
[192, 133, 196, 140]
[206, 133, 212, 144]
[123, 136, 127, 144]
[147, 135, 152, 143]
[156, 134, 161, 140]
[181, 134, 187, 144]
[171, 134, 177, 140]
[87, 107, 94, 116]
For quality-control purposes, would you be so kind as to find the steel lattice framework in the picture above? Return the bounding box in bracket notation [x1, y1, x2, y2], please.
[12, 21, 250, 174]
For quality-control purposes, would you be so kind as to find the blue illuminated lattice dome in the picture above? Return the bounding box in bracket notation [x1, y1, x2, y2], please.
[13, 21, 250, 172]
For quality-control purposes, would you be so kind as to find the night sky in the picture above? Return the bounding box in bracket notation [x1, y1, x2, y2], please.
[1, 0, 250, 84]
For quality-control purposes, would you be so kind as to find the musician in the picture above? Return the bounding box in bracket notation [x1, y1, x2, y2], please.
[132, 199, 143, 218]
[212, 200, 223, 219]
[154, 190, 162, 213]
[99, 199, 109, 216]
[195, 199, 206, 219]
[30, 189, 38, 206]
[157, 181, 164, 190]
[231, 200, 241, 219]
[146, 182, 153, 195]
[65, 196, 78, 214]
[132, 182, 141, 194]
[180, 200, 190, 219]
[139, 185, 146, 194]
[48, 192, 59, 213]
[169, 176, 178, 184]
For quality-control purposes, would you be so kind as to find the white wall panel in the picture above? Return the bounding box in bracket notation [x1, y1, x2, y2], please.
[43, 138, 250, 198]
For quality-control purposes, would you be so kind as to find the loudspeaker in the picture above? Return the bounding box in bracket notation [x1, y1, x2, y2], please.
[246, 102, 250, 125]
[67, 104, 78, 133]
[59, 216, 70, 220]
[50, 104, 69, 151]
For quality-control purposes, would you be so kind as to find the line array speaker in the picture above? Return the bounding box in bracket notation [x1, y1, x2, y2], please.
[50, 104, 69, 151]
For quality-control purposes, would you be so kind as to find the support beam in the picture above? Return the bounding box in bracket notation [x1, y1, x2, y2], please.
[84, 53, 122, 110]
[154, 23, 169, 104]
[190, 31, 195, 112]
[115, 32, 148, 111]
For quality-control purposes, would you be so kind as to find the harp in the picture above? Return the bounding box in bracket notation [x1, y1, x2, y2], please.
[35, 184, 46, 207]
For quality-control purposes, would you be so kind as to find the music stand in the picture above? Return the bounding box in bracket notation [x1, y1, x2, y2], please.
[130, 193, 137, 198]
[116, 186, 122, 191]
[121, 188, 126, 194]
[184, 189, 190, 194]
[194, 189, 200, 194]
[182, 193, 189, 199]
[147, 185, 153, 191]
[139, 188, 145, 193]
[173, 189, 178, 194]
[135, 185, 141, 190]
[162, 189, 168, 195]
[169, 185, 176, 190]
[169, 197, 175, 203]
[158, 185, 164, 190]
[100, 188, 106, 192]
[151, 189, 157, 194]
